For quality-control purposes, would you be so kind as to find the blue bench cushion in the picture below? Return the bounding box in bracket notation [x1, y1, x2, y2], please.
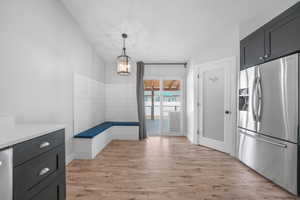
[74, 121, 139, 139]
[109, 121, 140, 126]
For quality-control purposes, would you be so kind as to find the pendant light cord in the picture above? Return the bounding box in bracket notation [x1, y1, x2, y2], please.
[123, 38, 126, 55]
[122, 33, 127, 55]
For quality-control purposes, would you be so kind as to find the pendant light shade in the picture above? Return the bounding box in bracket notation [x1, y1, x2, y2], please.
[116, 33, 131, 75]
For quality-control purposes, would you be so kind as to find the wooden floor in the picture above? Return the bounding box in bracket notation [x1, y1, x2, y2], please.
[67, 137, 298, 200]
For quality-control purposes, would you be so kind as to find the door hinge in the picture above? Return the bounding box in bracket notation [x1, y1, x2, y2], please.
[197, 130, 200, 135]
[197, 74, 200, 79]
[197, 102, 200, 107]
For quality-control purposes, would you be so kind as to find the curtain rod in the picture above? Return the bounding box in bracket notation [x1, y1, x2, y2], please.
[143, 62, 187, 67]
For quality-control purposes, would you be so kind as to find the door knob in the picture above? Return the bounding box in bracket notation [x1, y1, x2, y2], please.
[225, 110, 231, 114]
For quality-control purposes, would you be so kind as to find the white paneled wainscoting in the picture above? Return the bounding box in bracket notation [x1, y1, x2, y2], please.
[73, 73, 106, 134]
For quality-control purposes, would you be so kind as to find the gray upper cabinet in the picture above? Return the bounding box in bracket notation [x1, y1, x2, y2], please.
[240, 29, 265, 70]
[240, 2, 300, 70]
[264, 3, 300, 61]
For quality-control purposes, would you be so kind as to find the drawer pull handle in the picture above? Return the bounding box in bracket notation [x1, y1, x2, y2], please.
[40, 142, 51, 149]
[39, 167, 50, 176]
[240, 131, 288, 148]
[0, 161, 2, 166]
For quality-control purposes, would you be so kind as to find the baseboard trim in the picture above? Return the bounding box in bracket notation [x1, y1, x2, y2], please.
[66, 153, 75, 165]
[187, 133, 195, 144]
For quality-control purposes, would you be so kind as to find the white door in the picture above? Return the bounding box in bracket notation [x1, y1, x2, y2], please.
[197, 58, 235, 154]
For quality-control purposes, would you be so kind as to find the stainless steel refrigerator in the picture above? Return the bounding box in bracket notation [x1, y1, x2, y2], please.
[238, 53, 299, 195]
[0, 148, 13, 200]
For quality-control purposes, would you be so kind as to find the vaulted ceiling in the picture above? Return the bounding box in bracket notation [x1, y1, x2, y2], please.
[61, 0, 298, 63]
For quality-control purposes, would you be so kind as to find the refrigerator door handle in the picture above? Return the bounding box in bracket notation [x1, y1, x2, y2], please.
[252, 77, 257, 122]
[0, 148, 13, 200]
[257, 69, 263, 122]
[252, 76, 259, 122]
[240, 130, 288, 149]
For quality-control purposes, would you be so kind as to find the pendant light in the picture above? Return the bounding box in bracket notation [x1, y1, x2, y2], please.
[116, 33, 131, 75]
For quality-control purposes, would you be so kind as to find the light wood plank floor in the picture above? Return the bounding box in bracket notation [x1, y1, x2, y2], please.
[67, 137, 298, 200]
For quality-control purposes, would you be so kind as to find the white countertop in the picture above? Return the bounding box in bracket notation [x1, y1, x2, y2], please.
[0, 124, 66, 149]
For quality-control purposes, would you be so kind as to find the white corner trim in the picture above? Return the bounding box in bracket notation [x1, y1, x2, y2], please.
[187, 133, 194, 144]
[66, 153, 75, 165]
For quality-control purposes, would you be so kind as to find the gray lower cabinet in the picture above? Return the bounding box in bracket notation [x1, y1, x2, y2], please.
[31, 174, 66, 200]
[13, 129, 65, 167]
[13, 129, 66, 200]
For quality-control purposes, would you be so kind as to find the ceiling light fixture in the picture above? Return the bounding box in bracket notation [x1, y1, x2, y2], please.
[116, 33, 131, 76]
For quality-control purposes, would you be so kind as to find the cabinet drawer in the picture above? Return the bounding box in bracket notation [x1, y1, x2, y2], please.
[14, 129, 65, 166]
[31, 174, 66, 200]
[14, 145, 65, 200]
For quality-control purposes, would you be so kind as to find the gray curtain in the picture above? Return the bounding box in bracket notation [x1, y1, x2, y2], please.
[136, 61, 147, 140]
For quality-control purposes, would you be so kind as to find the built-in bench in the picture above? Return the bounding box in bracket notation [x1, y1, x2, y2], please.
[73, 121, 139, 159]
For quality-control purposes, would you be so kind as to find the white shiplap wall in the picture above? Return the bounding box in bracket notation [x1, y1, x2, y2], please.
[73, 73, 105, 134]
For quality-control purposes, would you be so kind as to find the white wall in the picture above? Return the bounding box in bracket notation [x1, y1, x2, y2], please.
[144, 65, 186, 78]
[186, 65, 196, 143]
[191, 27, 239, 65]
[239, 0, 299, 40]
[104, 62, 138, 122]
[0, 0, 105, 163]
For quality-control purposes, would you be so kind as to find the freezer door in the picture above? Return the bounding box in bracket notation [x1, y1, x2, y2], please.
[0, 148, 13, 200]
[238, 128, 298, 195]
[238, 66, 257, 132]
[257, 54, 298, 143]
